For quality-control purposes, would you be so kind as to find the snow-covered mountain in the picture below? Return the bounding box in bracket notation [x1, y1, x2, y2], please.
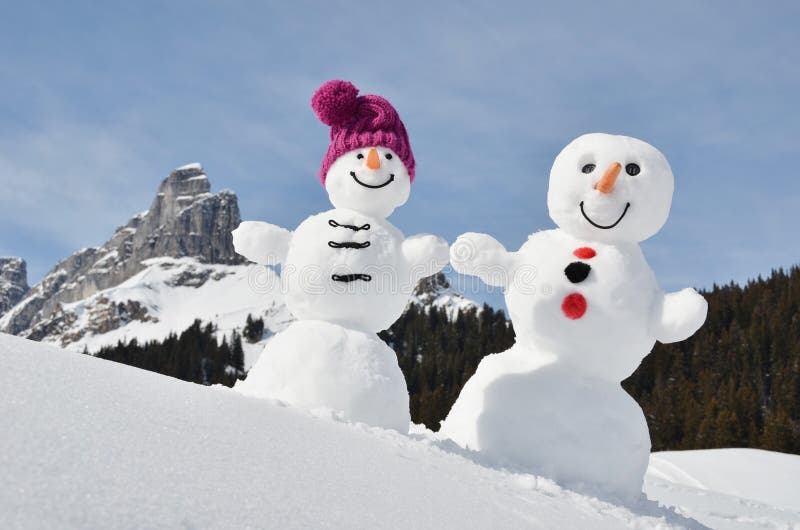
[0, 257, 28, 318]
[0, 164, 477, 363]
[409, 271, 480, 320]
[41, 257, 292, 368]
[2, 333, 798, 530]
[0, 163, 241, 338]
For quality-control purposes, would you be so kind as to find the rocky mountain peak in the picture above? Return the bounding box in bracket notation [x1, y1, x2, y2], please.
[151, 163, 212, 225]
[1, 163, 243, 336]
[414, 272, 452, 297]
[159, 163, 210, 194]
[0, 257, 29, 318]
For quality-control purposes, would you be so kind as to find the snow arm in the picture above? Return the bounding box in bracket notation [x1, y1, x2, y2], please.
[231, 221, 292, 266]
[402, 234, 450, 284]
[651, 288, 708, 343]
[449, 232, 515, 288]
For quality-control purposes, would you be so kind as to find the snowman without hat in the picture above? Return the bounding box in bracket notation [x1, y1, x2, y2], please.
[233, 80, 448, 433]
[440, 133, 708, 502]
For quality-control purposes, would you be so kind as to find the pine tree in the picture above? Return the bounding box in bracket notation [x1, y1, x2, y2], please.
[243, 314, 265, 343]
[231, 330, 245, 375]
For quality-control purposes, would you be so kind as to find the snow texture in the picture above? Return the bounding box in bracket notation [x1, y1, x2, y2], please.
[647, 449, 800, 513]
[2, 334, 797, 529]
[442, 134, 708, 503]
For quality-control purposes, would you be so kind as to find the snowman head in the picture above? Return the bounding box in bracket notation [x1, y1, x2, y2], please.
[312, 80, 415, 218]
[324, 146, 411, 218]
[547, 133, 674, 243]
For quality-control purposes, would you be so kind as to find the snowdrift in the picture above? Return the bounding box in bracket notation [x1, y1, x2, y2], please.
[1, 333, 798, 529]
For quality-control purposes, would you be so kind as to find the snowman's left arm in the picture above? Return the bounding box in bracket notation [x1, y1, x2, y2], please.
[402, 234, 450, 283]
[651, 288, 708, 343]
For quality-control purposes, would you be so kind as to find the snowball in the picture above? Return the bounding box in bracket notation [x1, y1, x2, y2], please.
[441, 345, 651, 502]
[236, 320, 410, 433]
[232, 221, 292, 266]
[651, 288, 708, 343]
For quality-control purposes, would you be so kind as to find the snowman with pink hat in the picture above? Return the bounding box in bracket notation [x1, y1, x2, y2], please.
[233, 80, 448, 432]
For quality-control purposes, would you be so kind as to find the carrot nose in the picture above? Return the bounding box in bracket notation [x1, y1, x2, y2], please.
[366, 147, 381, 170]
[595, 162, 621, 194]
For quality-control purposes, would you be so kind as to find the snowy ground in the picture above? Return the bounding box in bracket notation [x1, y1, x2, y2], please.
[1, 334, 798, 529]
[645, 451, 800, 529]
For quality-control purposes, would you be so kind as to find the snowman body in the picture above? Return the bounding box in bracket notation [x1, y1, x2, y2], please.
[507, 230, 658, 374]
[282, 208, 415, 333]
[235, 210, 446, 433]
[237, 208, 428, 431]
[441, 229, 657, 500]
[234, 203, 440, 432]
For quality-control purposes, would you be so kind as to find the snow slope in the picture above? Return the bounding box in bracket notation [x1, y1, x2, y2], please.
[646, 449, 800, 515]
[2, 333, 798, 529]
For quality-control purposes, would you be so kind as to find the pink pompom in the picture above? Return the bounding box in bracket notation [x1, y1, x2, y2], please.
[311, 80, 359, 127]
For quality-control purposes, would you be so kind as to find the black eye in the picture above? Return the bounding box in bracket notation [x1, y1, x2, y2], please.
[581, 164, 596, 174]
[385, 153, 393, 160]
[356, 153, 364, 159]
[625, 163, 640, 176]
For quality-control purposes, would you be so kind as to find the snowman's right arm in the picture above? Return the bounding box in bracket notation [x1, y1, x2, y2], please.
[231, 221, 292, 266]
[450, 232, 515, 288]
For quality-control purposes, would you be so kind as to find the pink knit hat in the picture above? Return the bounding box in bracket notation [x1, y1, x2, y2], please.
[311, 80, 415, 185]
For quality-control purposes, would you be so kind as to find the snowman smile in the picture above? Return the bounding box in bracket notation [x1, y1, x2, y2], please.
[579, 201, 631, 229]
[350, 171, 395, 189]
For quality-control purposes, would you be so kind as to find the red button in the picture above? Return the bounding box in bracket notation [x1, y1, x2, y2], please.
[562, 293, 587, 320]
[573, 247, 596, 259]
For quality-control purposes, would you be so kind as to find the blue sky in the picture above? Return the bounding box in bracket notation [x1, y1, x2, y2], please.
[1, 1, 799, 309]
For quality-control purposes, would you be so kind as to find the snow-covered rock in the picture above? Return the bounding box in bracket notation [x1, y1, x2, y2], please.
[34, 257, 291, 369]
[7, 333, 797, 529]
[409, 272, 480, 320]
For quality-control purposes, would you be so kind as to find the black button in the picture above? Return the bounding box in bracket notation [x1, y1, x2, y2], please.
[564, 262, 591, 283]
